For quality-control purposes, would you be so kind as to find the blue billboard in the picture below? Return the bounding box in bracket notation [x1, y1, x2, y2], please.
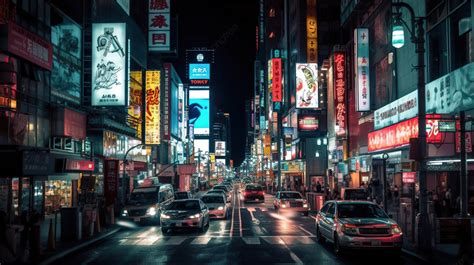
[189, 90, 210, 135]
[189, 64, 210, 80]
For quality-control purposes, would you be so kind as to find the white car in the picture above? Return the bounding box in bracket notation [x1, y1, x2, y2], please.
[201, 194, 229, 219]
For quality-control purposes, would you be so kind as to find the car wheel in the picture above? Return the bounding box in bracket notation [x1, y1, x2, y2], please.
[316, 226, 325, 243]
[333, 234, 343, 255]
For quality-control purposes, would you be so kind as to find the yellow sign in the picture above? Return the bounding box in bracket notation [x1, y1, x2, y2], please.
[306, 0, 318, 63]
[128, 71, 143, 138]
[145, 70, 161, 144]
[210, 153, 215, 163]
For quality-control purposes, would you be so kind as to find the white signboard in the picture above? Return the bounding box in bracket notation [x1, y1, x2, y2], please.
[91, 23, 127, 106]
[426, 62, 474, 114]
[374, 90, 418, 130]
[295, 63, 319, 109]
[148, 0, 171, 52]
[354, 28, 370, 111]
[215, 141, 226, 157]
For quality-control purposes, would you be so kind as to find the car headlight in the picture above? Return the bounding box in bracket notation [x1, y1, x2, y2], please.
[146, 207, 157, 216]
[303, 204, 308, 208]
[160, 213, 171, 219]
[218, 206, 224, 210]
[122, 209, 128, 217]
[281, 204, 287, 208]
[391, 224, 403, 235]
[189, 213, 201, 219]
[340, 224, 358, 236]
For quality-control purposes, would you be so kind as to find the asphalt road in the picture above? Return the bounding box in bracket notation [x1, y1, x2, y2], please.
[53, 186, 426, 265]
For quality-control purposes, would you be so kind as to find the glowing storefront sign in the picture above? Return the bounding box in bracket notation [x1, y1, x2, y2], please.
[129, 71, 142, 138]
[402, 172, 416, 184]
[272, 58, 282, 102]
[148, 0, 171, 52]
[145, 70, 160, 144]
[189, 90, 210, 135]
[334, 52, 346, 136]
[298, 115, 319, 131]
[296, 63, 319, 109]
[374, 90, 418, 130]
[91, 23, 126, 106]
[189, 64, 210, 80]
[354, 28, 370, 111]
[306, 0, 317, 63]
[215, 141, 226, 157]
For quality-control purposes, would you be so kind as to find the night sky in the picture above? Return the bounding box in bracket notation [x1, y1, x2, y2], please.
[173, 0, 258, 166]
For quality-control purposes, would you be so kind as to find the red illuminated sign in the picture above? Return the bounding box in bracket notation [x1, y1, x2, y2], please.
[402, 172, 416, 183]
[272, 58, 282, 102]
[65, 159, 95, 171]
[298, 115, 319, 131]
[334, 52, 346, 136]
[190, 79, 209, 85]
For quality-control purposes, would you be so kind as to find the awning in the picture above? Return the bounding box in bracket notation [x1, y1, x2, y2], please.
[177, 164, 196, 175]
[157, 164, 176, 177]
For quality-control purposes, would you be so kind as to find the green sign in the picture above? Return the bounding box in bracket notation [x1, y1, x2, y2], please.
[438, 121, 456, 132]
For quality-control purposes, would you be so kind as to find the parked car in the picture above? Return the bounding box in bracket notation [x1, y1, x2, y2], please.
[341, 188, 369, 201]
[273, 191, 309, 216]
[315, 200, 403, 255]
[122, 184, 174, 224]
[201, 194, 229, 219]
[243, 184, 264, 202]
[175, 191, 193, 200]
[160, 199, 210, 234]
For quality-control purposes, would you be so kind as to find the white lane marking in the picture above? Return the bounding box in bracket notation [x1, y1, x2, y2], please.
[288, 251, 304, 265]
[242, 237, 261, 245]
[135, 235, 160, 245]
[229, 188, 236, 237]
[281, 236, 315, 245]
[191, 236, 212, 245]
[248, 207, 261, 225]
[238, 192, 243, 237]
[308, 215, 317, 220]
[165, 236, 188, 245]
[298, 225, 315, 237]
[261, 236, 285, 245]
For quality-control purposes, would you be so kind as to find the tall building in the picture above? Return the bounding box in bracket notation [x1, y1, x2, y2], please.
[213, 110, 232, 165]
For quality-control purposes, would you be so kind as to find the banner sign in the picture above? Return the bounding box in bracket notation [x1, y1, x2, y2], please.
[426, 62, 474, 114]
[306, 0, 317, 63]
[163, 64, 171, 140]
[272, 58, 282, 102]
[374, 90, 418, 130]
[215, 141, 226, 157]
[104, 159, 119, 206]
[354, 28, 370, 111]
[129, 71, 143, 138]
[298, 114, 319, 131]
[189, 64, 210, 80]
[145, 70, 161, 144]
[296, 63, 319, 108]
[402, 172, 416, 183]
[148, 0, 171, 52]
[189, 90, 210, 135]
[334, 52, 346, 136]
[91, 23, 126, 106]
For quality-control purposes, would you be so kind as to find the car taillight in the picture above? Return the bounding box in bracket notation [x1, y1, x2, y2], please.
[258, 191, 264, 195]
[244, 191, 249, 196]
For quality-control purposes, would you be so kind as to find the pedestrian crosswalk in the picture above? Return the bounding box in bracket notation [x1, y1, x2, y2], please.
[117, 235, 320, 247]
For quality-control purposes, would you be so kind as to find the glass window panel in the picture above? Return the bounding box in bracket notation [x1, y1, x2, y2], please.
[428, 21, 448, 81]
[33, 181, 44, 215]
[21, 177, 30, 215]
[450, 3, 472, 70]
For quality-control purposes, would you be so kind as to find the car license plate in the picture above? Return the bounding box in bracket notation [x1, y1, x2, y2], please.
[255, 198, 259, 201]
[252, 191, 257, 194]
[176, 223, 182, 227]
[134, 217, 140, 222]
[372, 241, 381, 246]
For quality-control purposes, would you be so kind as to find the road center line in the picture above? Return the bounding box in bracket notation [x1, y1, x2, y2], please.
[298, 225, 315, 237]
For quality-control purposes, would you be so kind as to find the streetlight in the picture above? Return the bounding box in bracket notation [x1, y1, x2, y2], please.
[391, 1, 431, 251]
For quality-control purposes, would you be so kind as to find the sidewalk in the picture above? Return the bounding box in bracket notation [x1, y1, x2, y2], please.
[36, 225, 120, 265]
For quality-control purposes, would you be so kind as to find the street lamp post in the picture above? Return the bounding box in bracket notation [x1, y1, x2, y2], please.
[391, 2, 431, 251]
[122, 143, 148, 208]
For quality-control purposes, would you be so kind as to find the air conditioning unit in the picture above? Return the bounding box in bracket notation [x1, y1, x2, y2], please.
[63, 138, 73, 152]
[51, 137, 62, 150]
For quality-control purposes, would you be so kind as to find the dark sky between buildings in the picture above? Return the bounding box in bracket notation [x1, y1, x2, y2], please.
[173, 0, 258, 166]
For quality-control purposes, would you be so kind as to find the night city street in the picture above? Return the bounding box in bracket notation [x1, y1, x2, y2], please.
[0, 0, 473, 264]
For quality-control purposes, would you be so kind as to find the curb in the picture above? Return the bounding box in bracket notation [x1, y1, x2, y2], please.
[401, 248, 430, 263]
[38, 227, 121, 265]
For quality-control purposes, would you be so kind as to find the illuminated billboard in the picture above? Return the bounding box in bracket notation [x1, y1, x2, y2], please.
[333, 52, 346, 136]
[91, 23, 127, 106]
[272, 58, 282, 102]
[145, 70, 160, 144]
[129, 71, 143, 138]
[355, 28, 370, 111]
[296, 63, 319, 109]
[148, 0, 171, 52]
[194, 139, 209, 154]
[189, 64, 210, 80]
[215, 141, 226, 157]
[189, 90, 210, 135]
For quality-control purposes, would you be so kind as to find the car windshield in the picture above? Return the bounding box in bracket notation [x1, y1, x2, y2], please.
[213, 186, 227, 191]
[209, 190, 224, 194]
[246, 185, 263, 191]
[129, 191, 157, 204]
[201, 196, 224, 204]
[167, 201, 200, 211]
[345, 190, 368, 200]
[175, 192, 189, 200]
[337, 204, 389, 218]
[280, 192, 302, 199]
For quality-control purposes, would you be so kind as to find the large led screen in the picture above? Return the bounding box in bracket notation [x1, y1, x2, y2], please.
[91, 23, 127, 106]
[189, 90, 210, 135]
[296, 63, 319, 109]
[194, 139, 209, 155]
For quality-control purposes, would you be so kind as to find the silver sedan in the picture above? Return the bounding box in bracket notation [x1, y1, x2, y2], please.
[315, 200, 403, 255]
[160, 199, 210, 234]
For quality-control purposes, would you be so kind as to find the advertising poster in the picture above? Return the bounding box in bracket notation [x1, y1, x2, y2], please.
[51, 11, 82, 104]
[215, 141, 226, 157]
[189, 64, 210, 80]
[91, 23, 126, 106]
[296, 63, 319, 109]
[354, 28, 370, 111]
[128, 71, 142, 138]
[426, 62, 474, 114]
[145, 70, 161, 144]
[194, 139, 209, 154]
[189, 90, 210, 135]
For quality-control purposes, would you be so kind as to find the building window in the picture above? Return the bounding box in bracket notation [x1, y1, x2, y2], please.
[269, 8, 276, 17]
[450, 3, 472, 70]
[428, 21, 448, 81]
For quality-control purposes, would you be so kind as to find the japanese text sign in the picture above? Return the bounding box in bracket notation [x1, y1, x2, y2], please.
[354, 28, 370, 111]
[148, 0, 171, 52]
[334, 52, 346, 136]
[145, 70, 161, 144]
[272, 58, 282, 102]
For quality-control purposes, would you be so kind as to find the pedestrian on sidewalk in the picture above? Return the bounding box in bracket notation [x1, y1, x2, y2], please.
[0, 211, 16, 265]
